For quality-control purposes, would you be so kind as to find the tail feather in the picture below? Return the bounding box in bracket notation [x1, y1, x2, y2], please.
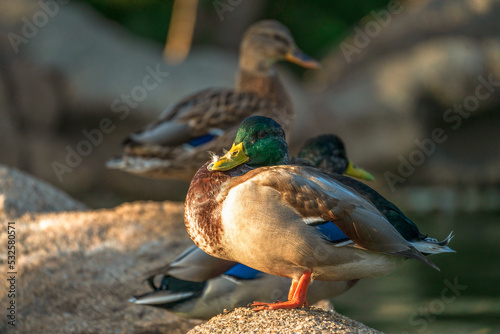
[395, 248, 441, 271]
[435, 231, 454, 246]
[412, 231, 455, 255]
[130, 291, 195, 306]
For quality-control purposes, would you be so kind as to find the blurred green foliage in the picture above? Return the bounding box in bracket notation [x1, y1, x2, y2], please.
[77, 0, 174, 43]
[264, 0, 391, 56]
[76, 0, 391, 57]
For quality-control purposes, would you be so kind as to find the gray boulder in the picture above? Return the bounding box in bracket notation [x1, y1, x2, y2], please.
[0, 164, 86, 219]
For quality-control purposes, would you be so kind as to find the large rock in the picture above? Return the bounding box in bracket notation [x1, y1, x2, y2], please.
[0, 198, 382, 333]
[0, 201, 201, 333]
[0, 164, 86, 219]
[188, 307, 382, 334]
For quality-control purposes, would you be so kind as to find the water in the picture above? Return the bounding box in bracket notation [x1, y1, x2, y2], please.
[331, 211, 500, 333]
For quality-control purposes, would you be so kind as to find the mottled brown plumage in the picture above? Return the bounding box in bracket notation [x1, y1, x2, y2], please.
[185, 162, 252, 255]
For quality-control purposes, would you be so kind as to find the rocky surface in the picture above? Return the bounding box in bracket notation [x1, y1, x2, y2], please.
[188, 307, 382, 334]
[0, 198, 383, 334]
[0, 164, 86, 219]
[0, 200, 202, 333]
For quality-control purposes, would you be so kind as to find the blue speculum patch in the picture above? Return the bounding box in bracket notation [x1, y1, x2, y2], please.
[313, 221, 349, 243]
[224, 264, 261, 280]
[188, 134, 216, 147]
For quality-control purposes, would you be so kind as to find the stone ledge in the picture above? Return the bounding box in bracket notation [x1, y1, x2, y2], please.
[188, 307, 382, 334]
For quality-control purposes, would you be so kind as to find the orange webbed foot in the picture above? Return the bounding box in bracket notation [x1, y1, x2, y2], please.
[251, 299, 307, 311]
[250, 300, 283, 307]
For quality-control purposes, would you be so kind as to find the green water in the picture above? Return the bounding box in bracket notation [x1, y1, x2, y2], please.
[332, 211, 500, 334]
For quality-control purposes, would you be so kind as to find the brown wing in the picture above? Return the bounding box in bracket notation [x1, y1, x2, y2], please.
[238, 166, 439, 270]
[125, 88, 275, 147]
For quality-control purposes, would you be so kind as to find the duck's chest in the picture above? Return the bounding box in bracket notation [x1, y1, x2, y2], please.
[184, 167, 231, 256]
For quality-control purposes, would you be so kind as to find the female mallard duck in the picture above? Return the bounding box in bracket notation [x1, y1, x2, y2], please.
[106, 20, 319, 180]
[185, 116, 454, 310]
[130, 134, 373, 318]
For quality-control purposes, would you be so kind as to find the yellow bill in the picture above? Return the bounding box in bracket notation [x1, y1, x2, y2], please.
[208, 142, 249, 171]
[345, 161, 375, 181]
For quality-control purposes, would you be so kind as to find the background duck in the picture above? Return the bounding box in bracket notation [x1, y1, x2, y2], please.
[296, 134, 375, 181]
[106, 20, 319, 181]
[186, 116, 454, 310]
[131, 133, 373, 319]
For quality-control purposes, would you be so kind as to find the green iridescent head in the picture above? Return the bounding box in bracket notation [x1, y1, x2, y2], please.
[208, 116, 289, 171]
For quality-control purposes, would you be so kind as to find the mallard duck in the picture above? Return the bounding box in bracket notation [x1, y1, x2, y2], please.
[185, 116, 454, 310]
[107, 20, 319, 180]
[130, 134, 373, 318]
[296, 134, 374, 181]
[130, 245, 358, 319]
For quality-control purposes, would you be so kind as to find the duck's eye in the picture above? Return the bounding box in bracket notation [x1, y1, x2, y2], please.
[271, 34, 290, 46]
[257, 130, 266, 139]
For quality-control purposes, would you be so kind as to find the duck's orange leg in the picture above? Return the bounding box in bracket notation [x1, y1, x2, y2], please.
[250, 280, 299, 307]
[288, 280, 299, 300]
[250, 271, 311, 311]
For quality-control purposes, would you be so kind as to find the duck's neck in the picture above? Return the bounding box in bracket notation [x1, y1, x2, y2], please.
[236, 55, 295, 137]
[236, 67, 291, 108]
